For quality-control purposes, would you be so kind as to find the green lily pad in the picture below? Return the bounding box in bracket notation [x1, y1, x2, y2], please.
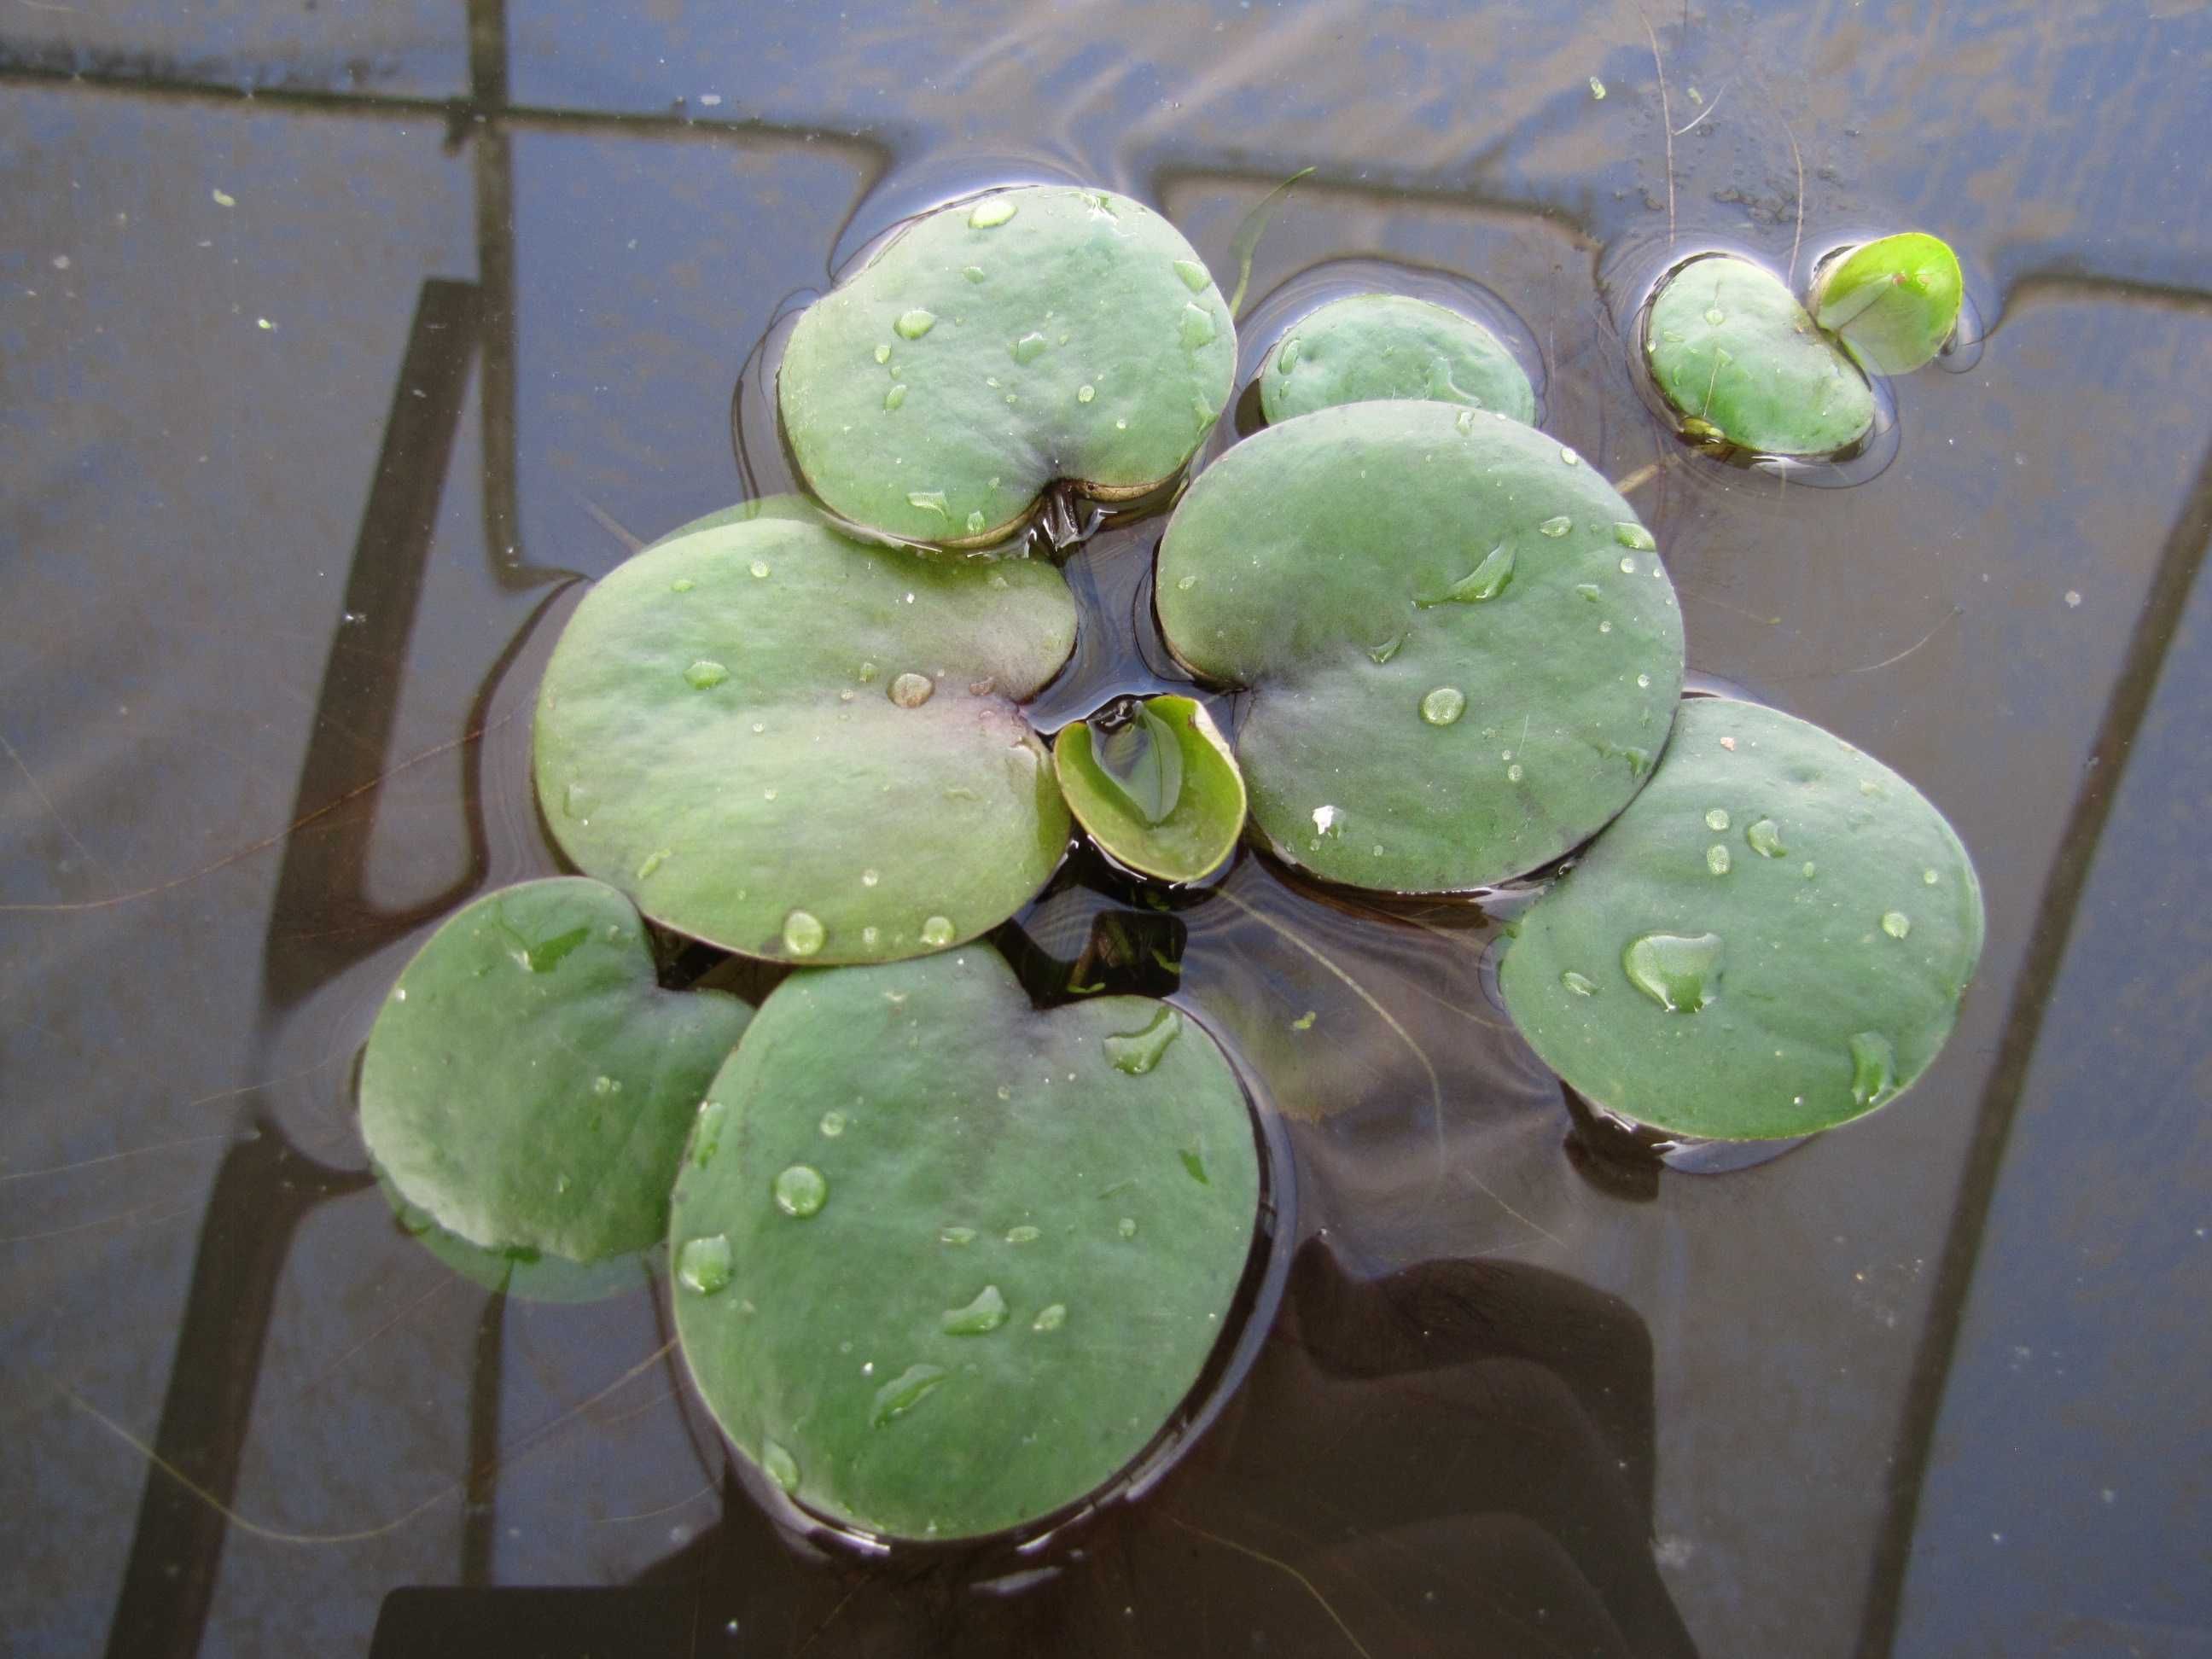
[1155, 400, 1685, 894]
[777, 186, 1237, 546]
[1813, 232, 1965, 375]
[1053, 695, 1247, 883]
[668, 946, 1260, 1542]
[358, 877, 752, 1261]
[1260, 294, 1536, 426]
[1498, 697, 1985, 1141]
[533, 510, 1077, 963]
[1644, 254, 1874, 456]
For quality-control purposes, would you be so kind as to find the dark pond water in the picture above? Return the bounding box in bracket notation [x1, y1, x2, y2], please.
[4, 3, 2209, 1655]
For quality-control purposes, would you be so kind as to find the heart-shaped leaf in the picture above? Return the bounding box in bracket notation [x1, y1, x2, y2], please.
[1644, 254, 1874, 456]
[533, 510, 1077, 963]
[1499, 697, 1985, 1140]
[777, 186, 1237, 546]
[1054, 695, 1247, 882]
[358, 877, 752, 1262]
[1260, 293, 1535, 426]
[667, 946, 1261, 1542]
[1156, 400, 1685, 893]
[1813, 232, 1965, 375]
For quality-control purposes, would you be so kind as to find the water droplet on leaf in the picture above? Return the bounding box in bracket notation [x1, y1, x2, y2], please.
[1420, 686, 1466, 726]
[1105, 1007, 1182, 1075]
[677, 1235, 733, 1295]
[1622, 931, 1723, 1013]
[773, 1164, 828, 1218]
[941, 1284, 1009, 1336]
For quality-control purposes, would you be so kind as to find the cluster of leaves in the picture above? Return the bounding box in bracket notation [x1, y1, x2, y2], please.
[356, 186, 1984, 1545]
[1645, 231, 1965, 456]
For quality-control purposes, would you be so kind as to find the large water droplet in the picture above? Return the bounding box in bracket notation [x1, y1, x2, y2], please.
[1423, 544, 1515, 606]
[773, 1163, 828, 1218]
[1707, 843, 1732, 875]
[872, 1362, 947, 1425]
[1116, 1216, 1138, 1240]
[782, 910, 825, 957]
[1538, 515, 1573, 538]
[1278, 337, 1302, 373]
[1032, 1303, 1068, 1331]
[1077, 383, 1096, 404]
[1622, 932, 1723, 1013]
[1105, 1006, 1182, 1075]
[684, 659, 730, 690]
[1848, 1031, 1898, 1108]
[1746, 818, 1786, 858]
[818, 1109, 848, 1138]
[1173, 259, 1211, 292]
[941, 1284, 1009, 1336]
[1561, 969, 1598, 997]
[1010, 331, 1047, 364]
[690, 1099, 725, 1167]
[677, 1234, 733, 1295]
[889, 671, 934, 708]
[1004, 1224, 1041, 1244]
[883, 383, 907, 410]
[919, 915, 957, 948]
[1614, 521, 1657, 550]
[1179, 303, 1217, 349]
[939, 1225, 978, 1247]
[1420, 686, 1466, 726]
[1881, 911, 1912, 939]
[905, 489, 948, 517]
[969, 197, 1016, 229]
[1369, 632, 1406, 665]
[1704, 807, 1731, 831]
[894, 309, 936, 339]
[761, 1440, 800, 1494]
[635, 848, 669, 880]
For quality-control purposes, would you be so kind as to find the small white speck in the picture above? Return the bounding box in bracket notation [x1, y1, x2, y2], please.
[212, 187, 236, 207]
[2064, 590, 2081, 608]
[256, 317, 275, 331]
[51, 254, 70, 271]
[698, 93, 723, 106]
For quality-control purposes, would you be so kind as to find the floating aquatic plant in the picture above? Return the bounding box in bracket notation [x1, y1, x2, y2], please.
[1156, 400, 1684, 893]
[1260, 292, 1536, 426]
[358, 877, 753, 1262]
[1644, 253, 1875, 457]
[533, 506, 1076, 964]
[777, 185, 1237, 547]
[1499, 698, 1984, 1140]
[1813, 231, 1965, 375]
[667, 946, 1260, 1541]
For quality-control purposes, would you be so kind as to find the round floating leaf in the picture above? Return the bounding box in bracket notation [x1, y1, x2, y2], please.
[1644, 254, 1874, 456]
[1155, 400, 1685, 894]
[1813, 232, 1965, 375]
[358, 878, 752, 1261]
[777, 186, 1237, 546]
[1053, 695, 1247, 882]
[668, 947, 1261, 1542]
[1260, 293, 1535, 426]
[534, 513, 1076, 963]
[1498, 697, 1985, 1140]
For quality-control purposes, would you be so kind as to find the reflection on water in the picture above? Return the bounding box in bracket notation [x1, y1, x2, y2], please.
[5, 0, 2211, 1654]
